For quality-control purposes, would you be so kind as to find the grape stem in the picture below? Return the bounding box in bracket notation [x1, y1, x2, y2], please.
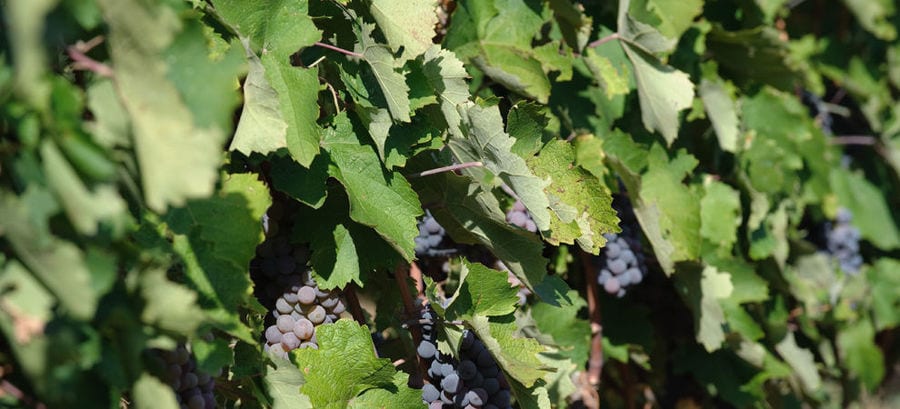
[587, 32, 621, 48]
[579, 249, 604, 390]
[407, 161, 484, 178]
[829, 135, 876, 145]
[67, 36, 113, 78]
[314, 41, 364, 58]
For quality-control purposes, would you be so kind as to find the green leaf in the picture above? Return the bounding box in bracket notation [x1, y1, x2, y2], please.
[349, 372, 423, 409]
[3, 0, 57, 109]
[98, 0, 228, 211]
[211, 0, 321, 60]
[508, 102, 552, 157]
[548, 0, 593, 51]
[700, 179, 741, 252]
[673, 265, 733, 352]
[85, 79, 131, 149]
[322, 114, 422, 261]
[139, 269, 204, 335]
[449, 101, 551, 231]
[262, 54, 322, 167]
[698, 79, 740, 152]
[635, 145, 701, 272]
[628, 0, 703, 42]
[0, 192, 98, 320]
[368, 0, 439, 61]
[445, 0, 558, 102]
[468, 315, 550, 388]
[707, 26, 800, 91]
[295, 319, 402, 408]
[842, 0, 897, 41]
[837, 319, 885, 390]
[622, 45, 694, 145]
[422, 46, 471, 138]
[583, 47, 631, 99]
[264, 356, 313, 409]
[527, 140, 619, 253]
[356, 24, 412, 123]
[132, 373, 179, 409]
[40, 140, 126, 236]
[868, 259, 900, 330]
[530, 290, 591, 365]
[445, 260, 521, 320]
[269, 154, 329, 209]
[774, 332, 822, 393]
[830, 168, 900, 250]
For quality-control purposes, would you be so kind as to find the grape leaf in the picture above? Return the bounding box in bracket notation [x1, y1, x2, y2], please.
[673, 265, 733, 352]
[422, 45, 471, 138]
[0, 192, 98, 320]
[774, 332, 822, 393]
[449, 100, 551, 231]
[530, 290, 591, 365]
[132, 373, 179, 409]
[842, 0, 897, 41]
[837, 318, 885, 390]
[97, 0, 235, 211]
[4, 0, 56, 109]
[264, 356, 313, 409]
[583, 47, 631, 99]
[830, 168, 900, 250]
[139, 269, 204, 335]
[262, 55, 322, 167]
[444, 0, 559, 102]
[548, 0, 592, 51]
[445, 260, 521, 320]
[295, 319, 407, 409]
[355, 24, 412, 123]
[322, 114, 422, 261]
[629, 0, 703, 42]
[527, 139, 619, 254]
[623, 45, 694, 145]
[700, 179, 741, 253]
[368, 0, 439, 61]
[468, 315, 551, 388]
[707, 26, 801, 91]
[699, 78, 740, 152]
[868, 259, 900, 330]
[349, 372, 423, 409]
[211, 0, 321, 60]
[228, 52, 289, 156]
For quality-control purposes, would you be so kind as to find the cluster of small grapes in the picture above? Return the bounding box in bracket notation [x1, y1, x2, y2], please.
[505, 200, 537, 233]
[251, 199, 312, 308]
[263, 271, 347, 359]
[151, 344, 218, 409]
[416, 308, 512, 408]
[415, 212, 454, 258]
[801, 90, 834, 136]
[826, 208, 863, 274]
[595, 230, 647, 297]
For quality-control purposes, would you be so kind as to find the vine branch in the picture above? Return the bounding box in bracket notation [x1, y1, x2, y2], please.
[579, 249, 604, 389]
[587, 32, 621, 48]
[314, 41, 364, 58]
[829, 135, 877, 145]
[67, 36, 113, 78]
[407, 161, 483, 178]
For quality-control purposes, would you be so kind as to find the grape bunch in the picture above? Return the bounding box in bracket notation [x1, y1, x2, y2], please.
[416, 307, 512, 408]
[826, 208, 863, 274]
[251, 199, 312, 308]
[595, 231, 647, 297]
[415, 212, 454, 257]
[263, 271, 347, 359]
[505, 200, 537, 233]
[151, 344, 218, 409]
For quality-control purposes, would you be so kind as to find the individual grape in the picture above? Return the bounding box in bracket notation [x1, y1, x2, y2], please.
[306, 305, 327, 324]
[476, 347, 493, 368]
[319, 296, 340, 309]
[483, 377, 500, 395]
[299, 342, 318, 349]
[467, 388, 487, 406]
[282, 332, 301, 350]
[608, 259, 627, 275]
[275, 298, 293, 314]
[292, 319, 314, 340]
[331, 301, 346, 315]
[417, 340, 438, 359]
[422, 383, 441, 403]
[415, 212, 451, 257]
[187, 393, 205, 409]
[458, 360, 477, 380]
[297, 286, 317, 304]
[441, 373, 460, 394]
[276, 315, 295, 332]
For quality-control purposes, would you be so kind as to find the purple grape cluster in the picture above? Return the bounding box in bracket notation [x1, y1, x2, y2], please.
[263, 271, 347, 359]
[826, 208, 862, 274]
[595, 232, 647, 297]
[151, 344, 218, 409]
[416, 307, 512, 409]
[251, 199, 312, 308]
[505, 200, 536, 233]
[415, 212, 455, 258]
